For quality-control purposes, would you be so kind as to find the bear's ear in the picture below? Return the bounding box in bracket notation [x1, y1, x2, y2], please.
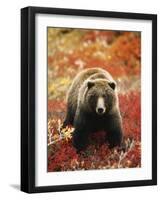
[87, 81, 95, 89]
[108, 82, 116, 90]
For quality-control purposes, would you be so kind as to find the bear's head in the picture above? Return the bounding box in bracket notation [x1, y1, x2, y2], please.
[83, 79, 117, 115]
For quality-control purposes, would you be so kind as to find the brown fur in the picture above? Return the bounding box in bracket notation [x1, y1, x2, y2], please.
[63, 68, 123, 151]
[66, 68, 116, 121]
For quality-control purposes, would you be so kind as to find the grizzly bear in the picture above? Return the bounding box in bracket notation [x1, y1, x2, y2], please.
[63, 68, 123, 151]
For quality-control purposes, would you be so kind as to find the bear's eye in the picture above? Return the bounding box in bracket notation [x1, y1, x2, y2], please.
[108, 82, 116, 90]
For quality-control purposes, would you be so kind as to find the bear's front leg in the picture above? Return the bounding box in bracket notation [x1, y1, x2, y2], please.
[105, 115, 123, 148]
[72, 110, 90, 152]
[106, 128, 123, 148]
[73, 128, 89, 152]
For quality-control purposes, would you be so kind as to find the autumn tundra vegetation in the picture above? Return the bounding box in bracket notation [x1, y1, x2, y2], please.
[47, 28, 141, 172]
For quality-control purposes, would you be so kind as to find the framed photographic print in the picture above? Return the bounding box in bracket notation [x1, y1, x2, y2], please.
[21, 6, 157, 193]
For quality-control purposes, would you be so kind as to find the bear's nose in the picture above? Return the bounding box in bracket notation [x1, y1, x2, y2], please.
[97, 108, 104, 114]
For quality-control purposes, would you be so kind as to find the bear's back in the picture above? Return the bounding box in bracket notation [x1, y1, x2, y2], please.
[71, 68, 113, 89]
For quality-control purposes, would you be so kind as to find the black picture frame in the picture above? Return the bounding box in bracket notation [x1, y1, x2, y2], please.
[21, 6, 157, 193]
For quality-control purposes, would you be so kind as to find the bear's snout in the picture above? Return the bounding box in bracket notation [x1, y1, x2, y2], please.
[96, 97, 106, 115]
[97, 107, 105, 114]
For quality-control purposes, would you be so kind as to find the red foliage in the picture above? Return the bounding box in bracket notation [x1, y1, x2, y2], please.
[48, 140, 78, 171]
[48, 32, 141, 78]
[119, 92, 141, 140]
[48, 100, 66, 113]
[124, 142, 141, 167]
[82, 30, 119, 44]
[106, 32, 141, 76]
